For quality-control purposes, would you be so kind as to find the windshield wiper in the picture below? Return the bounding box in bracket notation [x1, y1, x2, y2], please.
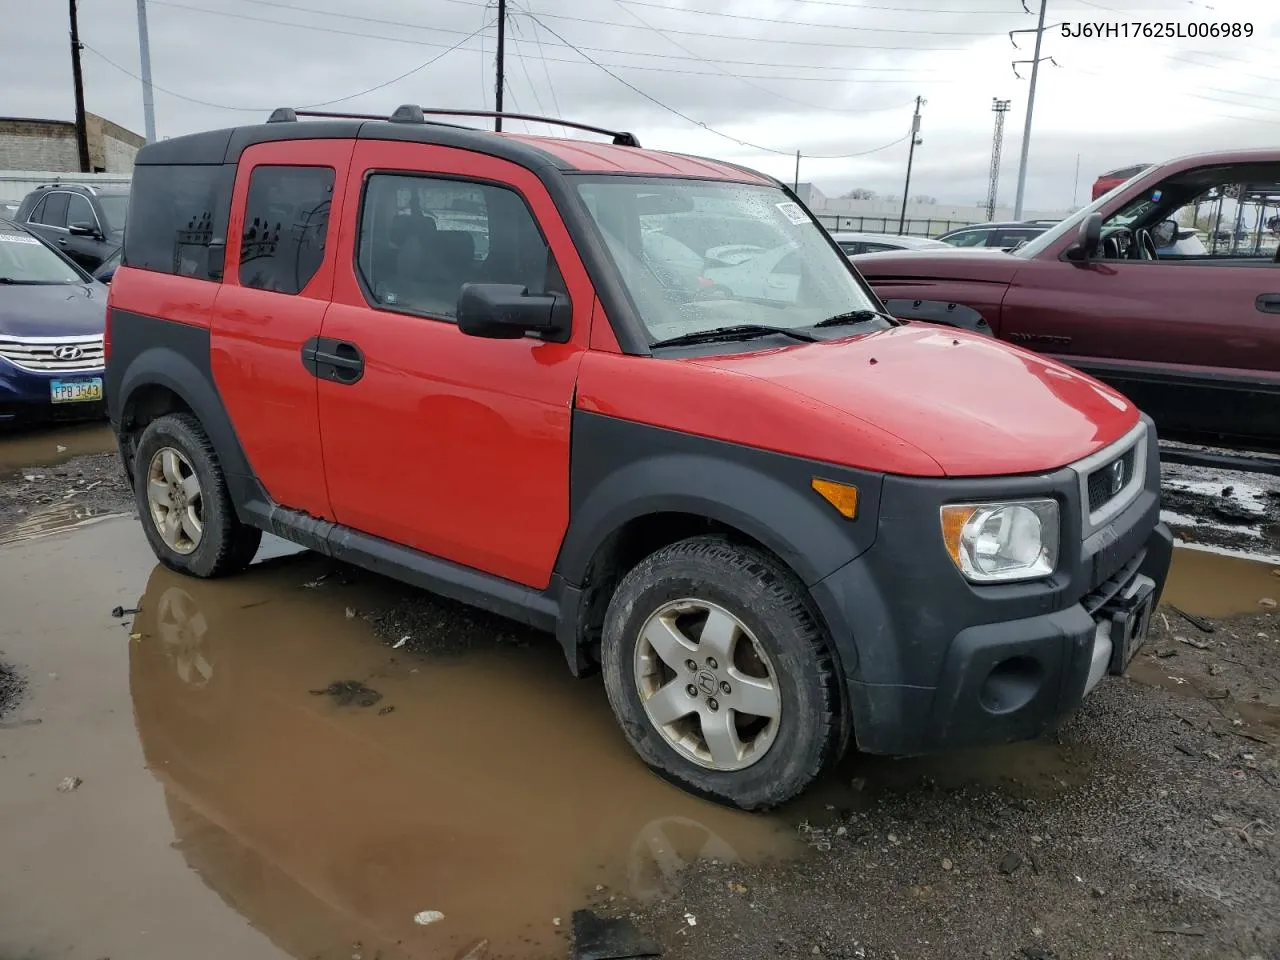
[650, 324, 819, 349]
[810, 309, 899, 329]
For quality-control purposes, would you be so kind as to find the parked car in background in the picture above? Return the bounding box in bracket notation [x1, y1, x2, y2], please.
[854, 147, 1280, 452]
[1093, 164, 1152, 200]
[0, 200, 20, 221]
[699, 241, 803, 302]
[0, 219, 107, 424]
[935, 221, 1055, 250]
[93, 246, 122, 283]
[830, 231, 954, 256]
[13, 182, 130, 272]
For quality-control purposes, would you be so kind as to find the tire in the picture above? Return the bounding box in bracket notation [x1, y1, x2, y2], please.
[601, 535, 845, 811]
[132, 413, 262, 579]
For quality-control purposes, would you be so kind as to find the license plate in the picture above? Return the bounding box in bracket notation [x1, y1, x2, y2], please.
[1107, 582, 1156, 675]
[50, 378, 103, 404]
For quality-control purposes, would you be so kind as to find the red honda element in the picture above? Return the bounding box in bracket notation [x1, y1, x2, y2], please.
[105, 105, 1172, 810]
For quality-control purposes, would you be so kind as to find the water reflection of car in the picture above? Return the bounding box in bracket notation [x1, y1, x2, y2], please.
[640, 228, 705, 292]
[0, 219, 107, 425]
[699, 243, 802, 303]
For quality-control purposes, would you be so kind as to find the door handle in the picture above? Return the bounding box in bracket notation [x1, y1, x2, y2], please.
[1257, 294, 1280, 314]
[301, 336, 365, 384]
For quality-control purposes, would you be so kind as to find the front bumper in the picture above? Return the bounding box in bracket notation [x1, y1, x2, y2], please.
[810, 415, 1172, 756]
[0, 359, 107, 424]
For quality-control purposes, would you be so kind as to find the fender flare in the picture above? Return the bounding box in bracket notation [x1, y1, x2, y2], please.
[883, 298, 993, 336]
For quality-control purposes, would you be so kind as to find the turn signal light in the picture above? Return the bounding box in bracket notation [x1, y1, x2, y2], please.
[811, 478, 858, 519]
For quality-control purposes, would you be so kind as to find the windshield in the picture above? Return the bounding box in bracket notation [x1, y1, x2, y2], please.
[1014, 165, 1156, 258]
[575, 178, 884, 344]
[0, 228, 85, 283]
[97, 194, 129, 233]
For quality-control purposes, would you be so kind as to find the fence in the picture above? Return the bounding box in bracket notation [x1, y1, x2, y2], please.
[813, 214, 980, 238]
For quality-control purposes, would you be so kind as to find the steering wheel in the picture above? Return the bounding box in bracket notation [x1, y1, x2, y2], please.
[1134, 227, 1158, 261]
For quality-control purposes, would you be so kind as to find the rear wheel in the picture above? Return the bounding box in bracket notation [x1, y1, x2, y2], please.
[601, 535, 845, 810]
[133, 413, 261, 578]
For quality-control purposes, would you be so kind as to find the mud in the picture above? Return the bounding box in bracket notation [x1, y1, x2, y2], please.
[0, 517, 796, 960]
[2, 426, 1280, 960]
[0, 422, 132, 533]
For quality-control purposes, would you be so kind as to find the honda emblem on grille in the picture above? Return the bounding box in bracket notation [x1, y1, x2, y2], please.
[1108, 458, 1126, 496]
[52, 345, 84, 361]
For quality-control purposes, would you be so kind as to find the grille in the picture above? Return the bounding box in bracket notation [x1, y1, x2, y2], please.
[1086, 446, 1137, 514]
[0, 336, 105, 373]
[1082, 549, 1145, 615]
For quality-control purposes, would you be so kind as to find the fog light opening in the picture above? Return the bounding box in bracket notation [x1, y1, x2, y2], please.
[978, 656, 1044, 715]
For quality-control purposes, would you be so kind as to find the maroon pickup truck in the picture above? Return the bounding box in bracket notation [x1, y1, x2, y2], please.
[854, 148, 1280, 452]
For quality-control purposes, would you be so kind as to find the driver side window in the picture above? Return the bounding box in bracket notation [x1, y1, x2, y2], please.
[1099, 164, 1280, 265]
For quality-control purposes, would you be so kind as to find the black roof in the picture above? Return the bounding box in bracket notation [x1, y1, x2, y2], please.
[134, 106, 630, 176]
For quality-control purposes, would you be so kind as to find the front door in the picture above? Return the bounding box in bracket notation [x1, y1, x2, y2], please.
[315, 141, 593, 589]
[1002, 162, 1280, 449]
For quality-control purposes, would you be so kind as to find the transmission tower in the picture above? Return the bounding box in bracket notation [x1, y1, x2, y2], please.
[986, 99, 1012, 221]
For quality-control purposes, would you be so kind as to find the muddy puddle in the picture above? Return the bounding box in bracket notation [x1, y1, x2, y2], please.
[2, 517, 1271, 960]
[1161, 544, 1280, 618]
[0, 420, 115, 474]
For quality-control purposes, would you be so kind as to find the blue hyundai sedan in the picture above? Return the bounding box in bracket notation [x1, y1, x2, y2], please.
[0, 219, 107, 424]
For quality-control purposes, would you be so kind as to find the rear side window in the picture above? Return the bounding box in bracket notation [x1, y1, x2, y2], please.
[36, 193, 69, 227]
[124, 163, 234, 281]
[238, 165, 335, 295]
[355, 173, 562, 322]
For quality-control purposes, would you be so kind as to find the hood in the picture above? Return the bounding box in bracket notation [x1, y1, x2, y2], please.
[692, 325, 1138, 477]
[0, 281, 107, 339]
[854, 248, 1025, 284]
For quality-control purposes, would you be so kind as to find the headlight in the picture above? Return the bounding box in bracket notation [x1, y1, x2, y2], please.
[940, 499, 1059, 583]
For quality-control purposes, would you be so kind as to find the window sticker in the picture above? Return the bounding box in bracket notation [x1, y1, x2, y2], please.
[776, 201, 810, 225]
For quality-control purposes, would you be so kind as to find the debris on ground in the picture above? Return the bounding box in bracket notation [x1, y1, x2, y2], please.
[110, 605, 140, 619]
[56, 776, 82, 793]
[571, 909, 663, 960]
[413, 909, 445, 925]
[377, 705, 395, 716]
[0, 661, 24, 721]
[309, 681, 382, 707]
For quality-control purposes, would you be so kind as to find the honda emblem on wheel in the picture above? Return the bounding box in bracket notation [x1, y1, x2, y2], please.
[53, 345, 84, 361]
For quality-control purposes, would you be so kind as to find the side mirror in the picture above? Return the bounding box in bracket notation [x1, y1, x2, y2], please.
[456, 283, 571, 343]
[1065, 213, 1103, 262]
[68, 221, 100, 238]
[1152, 218, 1178, 248]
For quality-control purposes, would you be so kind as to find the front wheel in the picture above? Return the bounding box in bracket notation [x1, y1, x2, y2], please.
[601, 535, 846, 810]
[132, 413, 262, 579]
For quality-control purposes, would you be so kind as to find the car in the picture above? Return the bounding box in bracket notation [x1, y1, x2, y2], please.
[105, 103, 1172, 811]
[830, 231, 955, 256]
[853, 148, 1280, 453]
[935, 221, 1053, 250]
[13, 181, 130, 272]
[0, 219, 107, 424]
[1093, 164, 1152, 201]
[0, 199, 20, 221]
[699, 241, 803, 303]
[93, 246, 121, 283]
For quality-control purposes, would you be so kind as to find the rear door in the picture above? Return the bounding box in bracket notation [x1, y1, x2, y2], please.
[315, 140, 593, 588]
[23, 191, 69, 249]
[209, 139, 354, 519]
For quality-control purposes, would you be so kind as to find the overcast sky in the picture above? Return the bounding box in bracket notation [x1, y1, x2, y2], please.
[4, 0, 1277, 210]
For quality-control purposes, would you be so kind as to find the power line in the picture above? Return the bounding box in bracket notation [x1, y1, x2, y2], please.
[603, 0, 1023, 35]
[80, 19, 491, 113]
[151, 0, 955, 77]
[521, 10, 912, 160]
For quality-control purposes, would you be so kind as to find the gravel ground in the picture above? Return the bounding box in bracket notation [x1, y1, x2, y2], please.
[0, 452, 133, 533]
[610, 609, 1280, 960]
[0, 661, 23, 723]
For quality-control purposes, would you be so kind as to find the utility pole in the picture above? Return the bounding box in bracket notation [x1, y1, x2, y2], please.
[1010, 0, 1052, 220]
[69, 0, 91, 172]
[985, 98, 1011, 221]
[136, 0, 156, 143]
[494, 0, 506, 131]
[897, 96, 924, 235]
[794, 151, 800, 192]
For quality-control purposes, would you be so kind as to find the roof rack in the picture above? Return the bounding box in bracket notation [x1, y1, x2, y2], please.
[34, 181, 97, 195]
[267, 104, 641, 147]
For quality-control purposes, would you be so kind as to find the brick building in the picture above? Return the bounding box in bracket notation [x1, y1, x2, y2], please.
[0, 113, 144, 174]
